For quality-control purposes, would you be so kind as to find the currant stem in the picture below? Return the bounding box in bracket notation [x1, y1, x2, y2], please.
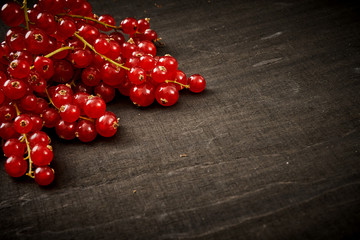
[57, 13, 121, 30]
[44, 88, 59, 110]
[165, 80, 190, 88]
[44, 46, 74, 59]
[22, 0, 30, 30]
[79, 116, 94, 122]
[13, 103, 34, 178]
[73, 32, 130, 71]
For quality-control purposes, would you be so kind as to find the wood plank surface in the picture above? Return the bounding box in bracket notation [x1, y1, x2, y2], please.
[0, 0, 360, 239]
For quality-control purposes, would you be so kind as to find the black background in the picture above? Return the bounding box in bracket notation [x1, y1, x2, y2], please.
[1, 0, 360, 239]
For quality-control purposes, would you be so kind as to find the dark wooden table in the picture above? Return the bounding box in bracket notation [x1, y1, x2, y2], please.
[1, 0, 360, 239]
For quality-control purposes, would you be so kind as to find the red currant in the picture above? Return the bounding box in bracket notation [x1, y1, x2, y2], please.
[188, 74, 206, 93]
[5, 155, 27, 177]
[31, 144, 53, 166]
[96, 112, 119, 137]
[84, 95, 106, 119]
[34, 166, 54, 186]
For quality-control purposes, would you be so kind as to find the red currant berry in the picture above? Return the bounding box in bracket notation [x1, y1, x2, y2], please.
[109, 32, 125, 45]
[78, 24, 99, 44]
[94, 37, 110, 55]
[117, 76, 133, 97]
[98, 14, 115, 32]
[28, 131, 50, 148]
[0, 104, 16, 122]
[188, 74, 206, 93]
[60, 104, 80, 122]
[34, 166, 55, 186]
[14, 114, 33, 134]
[34, 56, 54, 80]
[139, 55, 156, 72]
[94, 82, 115, 103]
[155, 83, 179, 107]
[70, 49, 93, 68]
[52, 88, 73, 108]
[35, 12, 57, 34]
[52, 60, 74, 83]
[143, 29, 157, 42]
[5, 156, 27, 177]
[55, 119, 76, 140]
[75, 119, 97, 142]
[173, 70, 188, 91]
[95, 112, 119, 137]
[19, 95, 37, 113]
[0, 2, 24, 27]
[100, 62, 126, 86]
[129, 82, 155, 107]
[137, 18, 150, 33]
[84, 96, 106, 119]
[33, 97, 49, 114]
[138, 40, 156, 57]
[42, 108, 60, 128]
[31, 144, 53, 166]
[3, 138, 26, 157]
[81, 66, 101, 86]
[151, 66, 169, 84]
[8, 59, 30, 79]
[24, 28, 49, 55]
[29, 114, 43, 132]
[105, 40, 121, 60]
[128, 67, 146, 85]
[3, 79, 27, 100]
[58, 18, 76, 39]
[121, 17, 138, 35]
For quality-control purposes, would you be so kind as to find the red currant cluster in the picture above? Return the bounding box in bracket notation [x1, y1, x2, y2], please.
[0, 0, 206, 186]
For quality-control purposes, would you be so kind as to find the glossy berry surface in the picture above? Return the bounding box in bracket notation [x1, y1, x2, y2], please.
[31, 144, 53, 166]
[5, 156, 27, 177]
[188, 74, 206, 93]
[34, 166, 55, 186]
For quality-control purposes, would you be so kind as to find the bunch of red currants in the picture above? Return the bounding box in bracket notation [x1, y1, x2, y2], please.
[0, 0, 206, 186]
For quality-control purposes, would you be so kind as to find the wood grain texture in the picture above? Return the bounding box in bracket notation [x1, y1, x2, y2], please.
[1, 0, 360, 239]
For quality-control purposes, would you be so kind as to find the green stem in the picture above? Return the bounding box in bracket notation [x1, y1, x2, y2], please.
[73, 32, 130, 71]
[165, 80, 190, 88]
[13, 103, 34, 178]
[44, 46, 74, 58]
[22, 0, 30, 30]
[57, 13, 121, 30]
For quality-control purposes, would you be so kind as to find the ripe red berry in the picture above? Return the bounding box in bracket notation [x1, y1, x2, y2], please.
[0, 2, 24, 27]
[5, 155, 27, 177]
[188, 74, 206, 93]
[98, 14, 115, 32]
[7, 59, 30, 79]
[121, 17, 138, 35]
[34, 56, 54, 79]
[31, 144, 53, 166]
[94, 82, 115, 103]
[129, 82, 155, 107]
[28, 131, 50, 148]
[58, 18, 76, 39]
[14, 114, 33, 134]
[3, 138, 26, 157]
[128, 67, 146, 85]
[81, 66, 101, 86]
[155, 83, 179, 107]
[55, 120, 76, 140]
[138, 40, 156, 57]
[42, 108, 60, 128]
[137, 18, 150, 33]
[151, 65, 169, 84]
[60, 104, 80, 122]
[96, 112, 119, 137]
[75, 119, 97, 142]
[84, 96, 106, 119]
[94, 37, 110, 54]
[3, 79, 27, 100]
[24, 28, 49, 55]
[34, 166, 55, 186]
